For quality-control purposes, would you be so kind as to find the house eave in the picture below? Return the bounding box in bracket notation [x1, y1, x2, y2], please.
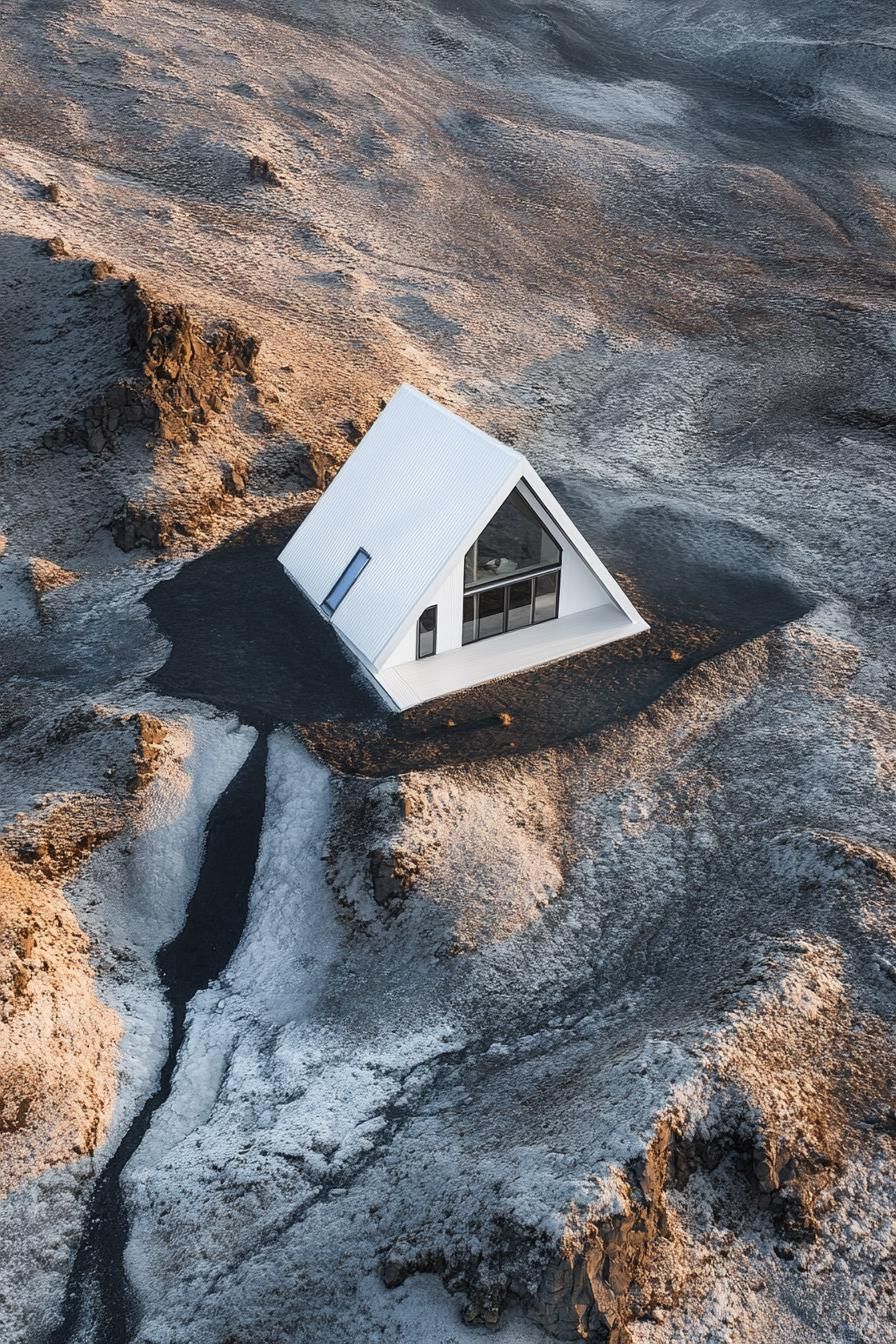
[375, 605, 650, 711]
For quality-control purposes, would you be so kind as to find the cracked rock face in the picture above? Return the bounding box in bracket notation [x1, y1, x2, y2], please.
[367, 936, 894, 1342]
[35, 273, 260, 470]
[1, 245, 280, 563]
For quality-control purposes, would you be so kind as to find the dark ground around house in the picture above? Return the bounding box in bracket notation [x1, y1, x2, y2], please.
[145, 487, 813, 775]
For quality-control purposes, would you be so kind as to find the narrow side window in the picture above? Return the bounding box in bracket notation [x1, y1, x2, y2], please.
[322, 549, 370, 615]
[417, 605, 437, 659]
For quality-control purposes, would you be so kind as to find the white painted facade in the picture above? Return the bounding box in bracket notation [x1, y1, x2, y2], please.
[279, 385, 648, 711]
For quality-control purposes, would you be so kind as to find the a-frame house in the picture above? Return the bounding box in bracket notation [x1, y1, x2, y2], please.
[278, 384, 648, 710]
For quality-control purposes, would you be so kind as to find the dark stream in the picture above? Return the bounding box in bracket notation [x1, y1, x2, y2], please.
[45, 483, 812, 1339]
[45, 734, 270, 1344]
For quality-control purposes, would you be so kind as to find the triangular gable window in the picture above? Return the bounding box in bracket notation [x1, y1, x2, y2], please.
[461, 488, 562, 645]
[463, 487, 560, 588]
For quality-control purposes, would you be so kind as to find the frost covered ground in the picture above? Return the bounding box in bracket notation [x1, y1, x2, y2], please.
[0, 0, 894, 1341]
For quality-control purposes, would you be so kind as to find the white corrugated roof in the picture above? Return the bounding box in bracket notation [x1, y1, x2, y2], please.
[278, 384, 523, 665]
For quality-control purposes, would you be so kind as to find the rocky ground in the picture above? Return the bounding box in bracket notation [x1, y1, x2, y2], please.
[0, 0, 894, 1341]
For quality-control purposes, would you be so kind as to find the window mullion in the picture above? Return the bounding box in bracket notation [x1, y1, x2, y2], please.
[465, 561, 561, 596]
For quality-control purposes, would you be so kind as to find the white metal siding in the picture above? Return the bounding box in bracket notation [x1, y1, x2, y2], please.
[557, 547, 614, 616]
[278, 385, 521, 664]
[382, 562, 465, 668]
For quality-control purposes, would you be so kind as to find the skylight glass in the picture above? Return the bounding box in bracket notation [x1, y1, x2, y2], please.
[322, 548, 370, 615]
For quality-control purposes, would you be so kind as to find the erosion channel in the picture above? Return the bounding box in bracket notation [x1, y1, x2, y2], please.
[44, 734, 270, 1344]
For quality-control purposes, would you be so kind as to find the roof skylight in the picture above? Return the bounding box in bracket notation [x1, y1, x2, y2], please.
[322, 548, 370, 615]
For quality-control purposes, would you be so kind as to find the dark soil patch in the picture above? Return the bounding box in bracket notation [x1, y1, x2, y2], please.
[144, 505, 382, 727]
[145, 488, 814, 776]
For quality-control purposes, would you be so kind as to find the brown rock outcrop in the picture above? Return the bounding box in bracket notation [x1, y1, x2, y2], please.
[124, 278, 259, 443]
[528, 1129, 681, 1343]
[381, 1121, 683, 1344]
[524, 1111, 841, 1342]
[380, 939, 884, 1343]
[248, 154, 283, 186]
[131, 710, 167, 789]
[108, 498, 173, 552]
[4, 794, 122, 885]
[108, 474, 247, 551]
[33, 271, 261, 550]
[35, 378, 161, 457]
[0, 856, 121, 1194]
[0, 707, 171, 1192]
[382, 1102, 842, 1344]
[28, 557, 80, 596]
[4, 709, 169, 881]
[222, 459, 249, 497]
[368, 845, 423, 910]
[326, 767, 564, 950]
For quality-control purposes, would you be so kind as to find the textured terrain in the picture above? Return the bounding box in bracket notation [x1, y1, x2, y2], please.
[0, 1, 894, 1342]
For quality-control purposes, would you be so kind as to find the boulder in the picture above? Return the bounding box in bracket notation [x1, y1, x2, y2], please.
[248, 154, 283, 186]
[28, 558, 80, 596]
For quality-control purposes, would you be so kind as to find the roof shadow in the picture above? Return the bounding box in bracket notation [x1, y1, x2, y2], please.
[144, 486, 813, 776]
[144, 505, 384, 728]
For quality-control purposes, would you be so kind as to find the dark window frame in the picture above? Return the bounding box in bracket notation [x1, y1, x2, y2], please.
[463, 487, 563, 593]
[461, 565, 561, 646]
[416, 605, 437, 659]
[464, 556, 562, 595]
[462, 593, 476, 646]
[322, 548, 370, 616]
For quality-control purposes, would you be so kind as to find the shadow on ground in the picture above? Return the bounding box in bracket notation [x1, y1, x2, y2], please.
[144, 505, 379, 728]
[145, 486, 814, 776]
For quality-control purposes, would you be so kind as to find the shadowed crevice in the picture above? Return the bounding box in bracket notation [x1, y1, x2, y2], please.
[44, 732, 269, 1344]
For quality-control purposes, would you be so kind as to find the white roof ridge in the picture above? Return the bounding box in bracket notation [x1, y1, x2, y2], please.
[395, 383, 524, 466]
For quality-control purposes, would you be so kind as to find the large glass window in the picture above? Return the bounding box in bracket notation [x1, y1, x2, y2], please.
[534, 571, 559, 624]
[464, 487, 560, 589]
[477, 586, 506, 640]
[461, 572, 560, 644]
[460, 488, 561, 646]
[322, 548, 370, 615]
[417, 606, 437, 659]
